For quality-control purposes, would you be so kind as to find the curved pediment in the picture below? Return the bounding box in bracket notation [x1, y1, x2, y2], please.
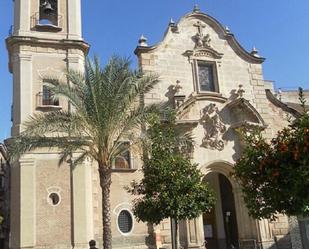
[225, 97, 267, 129]
[135, 10, 265, 64]
[176, 92, 227, 121]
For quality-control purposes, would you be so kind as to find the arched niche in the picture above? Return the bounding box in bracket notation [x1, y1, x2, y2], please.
[36, 0, 62, 31]
[225, 97, 267, 130]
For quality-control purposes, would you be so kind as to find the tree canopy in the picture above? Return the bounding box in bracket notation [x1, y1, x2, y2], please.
[234, 88, 309, 219]
[129, 111, 215, 225]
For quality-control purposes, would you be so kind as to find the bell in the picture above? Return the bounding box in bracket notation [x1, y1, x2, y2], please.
[42, 1, 54, 15]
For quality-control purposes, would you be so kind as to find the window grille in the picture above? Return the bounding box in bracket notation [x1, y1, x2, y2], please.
[118, 210, 133, 234]
[198, 63, 215, 92]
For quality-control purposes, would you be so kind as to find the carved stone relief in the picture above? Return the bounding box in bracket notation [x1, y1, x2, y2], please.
[193, 21, 211, 49]
[183, 21, 223, 60]
[201, 103, 226, 150]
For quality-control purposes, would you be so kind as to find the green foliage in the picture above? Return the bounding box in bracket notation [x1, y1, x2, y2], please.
[129, 111, 215, 224]
[9, 56, 160, 249]
[234, 88, 309, 219]
[9, 56, 160, 166]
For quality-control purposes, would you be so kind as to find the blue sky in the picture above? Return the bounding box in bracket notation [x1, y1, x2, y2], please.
[0, 0, 309, 141]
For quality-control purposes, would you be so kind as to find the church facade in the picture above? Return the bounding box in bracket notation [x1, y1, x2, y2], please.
[6, 1, 307, 249]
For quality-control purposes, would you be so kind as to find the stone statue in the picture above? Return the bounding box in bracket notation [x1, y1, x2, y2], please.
[201, 103, 226, 150]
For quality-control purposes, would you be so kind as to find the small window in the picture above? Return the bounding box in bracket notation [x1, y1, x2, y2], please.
[48, 192, 60, 206]
[118, 210, 133, 234]
[113, 142, 131, 169]
[42, 85, 59, 106]
[196, 61, 218, 93]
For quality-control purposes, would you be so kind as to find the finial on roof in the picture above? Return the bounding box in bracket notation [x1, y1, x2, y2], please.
[251, 46, 260, 57]
[193, 4, 200, 13]
[169, 18, 179, 32]
[138, 34, 148, 47]
[225, 26, 230, 33]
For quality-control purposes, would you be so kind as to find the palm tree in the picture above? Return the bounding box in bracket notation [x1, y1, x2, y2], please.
[9, 56, 159, 249]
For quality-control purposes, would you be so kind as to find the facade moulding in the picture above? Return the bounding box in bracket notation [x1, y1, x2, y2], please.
[135, 11, 265, 64]
[224, 97, 267, 129]
[265, 89, 302, 118]
[6, 36, 90, 72]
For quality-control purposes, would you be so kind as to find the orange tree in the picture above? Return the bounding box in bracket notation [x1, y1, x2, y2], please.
[234, 88, 309, 219]
[129, 111, 215, 249]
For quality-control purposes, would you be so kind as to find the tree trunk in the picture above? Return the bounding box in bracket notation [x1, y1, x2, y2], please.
[175, 219, 178, 249]
[99, 163, 112, 249]
[171, 218, 178, 249]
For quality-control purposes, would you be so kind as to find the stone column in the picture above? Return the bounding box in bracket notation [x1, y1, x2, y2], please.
[14, 0, 31, 36]
[67, 0, 82, 40]
[257, 219, 274, 249]
[187, 217, 206, 248]
[12, 54, 33, 136]
[67, 44, 90, 249]
[233, 186, 259, 239]
[72, 157, 94, 248]
[10, 157, 36, 248]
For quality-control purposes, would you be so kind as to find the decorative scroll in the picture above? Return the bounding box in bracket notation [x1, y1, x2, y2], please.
[201, 103, 226, 150]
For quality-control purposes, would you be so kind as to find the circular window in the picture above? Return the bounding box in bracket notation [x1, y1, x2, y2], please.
[48, 193, 60, 206]
[117, 210, 133, 234]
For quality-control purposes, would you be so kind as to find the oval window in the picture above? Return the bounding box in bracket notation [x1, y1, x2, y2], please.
[118, 210, 133, 234]
[48, 192, 60, 206]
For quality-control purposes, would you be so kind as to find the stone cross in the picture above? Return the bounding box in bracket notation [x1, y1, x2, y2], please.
[194, 21, 206, 35]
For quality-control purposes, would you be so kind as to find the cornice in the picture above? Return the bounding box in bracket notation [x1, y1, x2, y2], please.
[6, 36, 90, 55]
[6, 35, 90, 73]
[265, 89, 301, 118]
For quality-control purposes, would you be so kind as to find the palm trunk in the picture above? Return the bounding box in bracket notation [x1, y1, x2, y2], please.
[99, 163, 112, 249]
[175, 219, 178, 249]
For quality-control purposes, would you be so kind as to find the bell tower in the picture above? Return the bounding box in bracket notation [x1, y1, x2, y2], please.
[7, 0, 88, 136]
[7, 1, 93, 249]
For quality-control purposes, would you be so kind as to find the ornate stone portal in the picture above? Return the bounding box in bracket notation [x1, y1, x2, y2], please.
[201, 103, 226, 150]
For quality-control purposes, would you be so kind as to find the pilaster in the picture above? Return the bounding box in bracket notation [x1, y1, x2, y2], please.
[10, 157, 36, 248]
[13, 0, 31, 36]
[67, 0, 83, 40]
[11, 54, 33, 136]
[257, 219, 274, 249]
[72, 158, 94, 248]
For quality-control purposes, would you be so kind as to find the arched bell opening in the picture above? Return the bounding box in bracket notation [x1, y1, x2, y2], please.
[39, 0, 58, 26]
[202, 172, 239, 249]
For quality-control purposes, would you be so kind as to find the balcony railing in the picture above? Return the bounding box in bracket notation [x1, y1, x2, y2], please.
[31, 12, 63, 32]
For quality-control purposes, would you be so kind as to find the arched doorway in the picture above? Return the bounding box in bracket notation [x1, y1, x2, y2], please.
[203, 172, 239, 249]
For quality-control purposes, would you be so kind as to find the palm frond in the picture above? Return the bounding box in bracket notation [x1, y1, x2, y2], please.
[10, 55, 161, 169]
[9, 135, 85, 160]
[22, 111, 83, 136]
